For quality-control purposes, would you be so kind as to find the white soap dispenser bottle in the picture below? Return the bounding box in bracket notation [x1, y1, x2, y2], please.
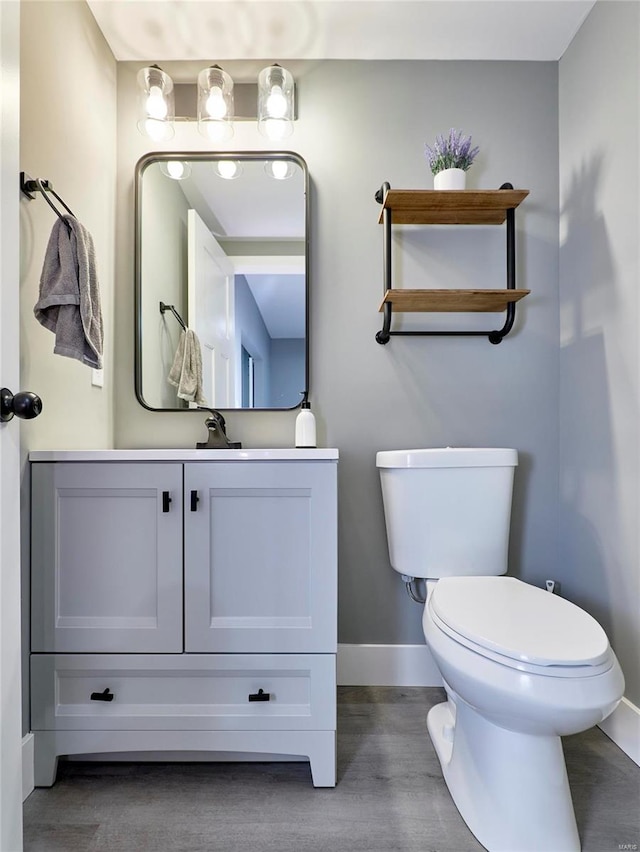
[295, 398, 316, 448]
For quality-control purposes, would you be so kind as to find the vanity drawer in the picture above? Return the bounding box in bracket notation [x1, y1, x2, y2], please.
[31, 654, 336, 732]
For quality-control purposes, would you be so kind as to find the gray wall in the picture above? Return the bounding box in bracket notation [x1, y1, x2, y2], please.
[116, 59, 560, 646]
[559, 1, 640, 705]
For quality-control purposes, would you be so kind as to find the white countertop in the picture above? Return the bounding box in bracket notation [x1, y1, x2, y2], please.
[29, 448, 339, 462]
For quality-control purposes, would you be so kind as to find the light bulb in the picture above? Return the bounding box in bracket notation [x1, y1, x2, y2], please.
[146, 85, 168, 120]
[137, 66, 174, 139]
[270, 161, 290, 180]
[166, 161, 185, 179]
[198, 65, 234, 140]
[258, 64, 294, 140]
[159, 160, 191, 180]
[266, 85, 287, 118]
[216, 161, 240, 180]
[205, 86, 227, 119]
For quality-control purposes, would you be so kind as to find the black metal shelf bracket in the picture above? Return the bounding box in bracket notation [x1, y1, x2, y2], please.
[375, 181, 520, 345]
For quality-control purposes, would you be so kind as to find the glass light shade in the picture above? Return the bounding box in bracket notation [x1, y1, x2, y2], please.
[159, 161, 192, 181]
[258, 65, 295, 140]
[264, 160, 296, 180]
[137, 65, 175, 141]
[198, 65, 234, 142]
[214, 160, 243, 180]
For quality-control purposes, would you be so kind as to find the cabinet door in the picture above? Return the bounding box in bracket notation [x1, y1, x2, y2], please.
[184, 462, 337, 653]
[31, 463, 183, 653]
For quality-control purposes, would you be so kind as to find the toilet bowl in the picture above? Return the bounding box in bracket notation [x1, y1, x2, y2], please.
[376, 448, 625, 852]
[425, 576, 623, 735]
[423, 576, 624, 852]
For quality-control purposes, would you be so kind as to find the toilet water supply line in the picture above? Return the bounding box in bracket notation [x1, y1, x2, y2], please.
[402, 575, 427, 604]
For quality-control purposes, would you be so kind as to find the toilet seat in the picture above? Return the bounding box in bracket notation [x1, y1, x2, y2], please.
[428, 576, 613, 678]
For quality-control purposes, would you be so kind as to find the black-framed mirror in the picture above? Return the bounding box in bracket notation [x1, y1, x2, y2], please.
[135, 151, 309, 411]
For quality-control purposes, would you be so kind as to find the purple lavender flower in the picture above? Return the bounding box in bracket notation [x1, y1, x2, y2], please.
[425, 128, 480, 175]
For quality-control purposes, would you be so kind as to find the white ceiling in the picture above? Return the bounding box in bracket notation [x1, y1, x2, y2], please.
[88, 1, 596, 64]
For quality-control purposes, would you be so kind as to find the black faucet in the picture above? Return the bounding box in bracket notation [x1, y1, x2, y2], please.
[196, 410, 242, 450]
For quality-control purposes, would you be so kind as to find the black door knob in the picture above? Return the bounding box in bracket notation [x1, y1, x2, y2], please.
[1, 388, 43, 422]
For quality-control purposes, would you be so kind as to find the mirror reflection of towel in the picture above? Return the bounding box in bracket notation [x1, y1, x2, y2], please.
[168, 329, 207, 406]
[34, 215, 104, 369]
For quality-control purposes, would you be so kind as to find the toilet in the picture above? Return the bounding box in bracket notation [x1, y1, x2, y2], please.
[376, 447, 624, 852]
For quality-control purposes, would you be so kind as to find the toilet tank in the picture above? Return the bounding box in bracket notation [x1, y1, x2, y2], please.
[376, 448, 518, 579]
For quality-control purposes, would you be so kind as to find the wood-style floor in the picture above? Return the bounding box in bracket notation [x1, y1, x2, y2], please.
[23, 687, 640, 851]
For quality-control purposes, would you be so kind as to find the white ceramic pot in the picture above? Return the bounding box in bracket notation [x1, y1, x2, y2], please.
[434, 168, 466, 190]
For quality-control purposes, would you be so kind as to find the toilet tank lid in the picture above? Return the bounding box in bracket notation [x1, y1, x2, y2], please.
[376, 448, 518, 469]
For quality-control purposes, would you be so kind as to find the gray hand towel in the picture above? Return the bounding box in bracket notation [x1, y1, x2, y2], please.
[168, 329, 207, 406]
[34, 215, 104, 369]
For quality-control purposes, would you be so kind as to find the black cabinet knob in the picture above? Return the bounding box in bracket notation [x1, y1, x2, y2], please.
[1, 388, 42, 422]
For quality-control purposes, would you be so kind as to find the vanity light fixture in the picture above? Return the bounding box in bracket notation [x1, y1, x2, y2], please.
[198, 65, 234, 142]
[136, 65, 175, 141]
[214, 160, 243, 180]
[138, 64, 296, 139]
[264, 160, 296, 180]
[258, 64, 295, 140]
[159, 161, 192, 181]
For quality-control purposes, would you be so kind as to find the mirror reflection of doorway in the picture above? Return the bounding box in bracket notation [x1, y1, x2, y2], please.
[234, 270, 305, 408]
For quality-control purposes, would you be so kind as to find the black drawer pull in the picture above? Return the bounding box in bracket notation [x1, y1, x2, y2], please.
[190, 490, 200, 512]
[162, 491, 172, 513]
[90, 688, 114, 702]
[248, 688, 270, 702]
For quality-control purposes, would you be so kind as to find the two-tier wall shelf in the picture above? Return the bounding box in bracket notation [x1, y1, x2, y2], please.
[375, 182, 530, 345]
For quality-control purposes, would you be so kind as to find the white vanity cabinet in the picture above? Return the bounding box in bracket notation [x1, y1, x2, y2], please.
[29, 449, 338, 789]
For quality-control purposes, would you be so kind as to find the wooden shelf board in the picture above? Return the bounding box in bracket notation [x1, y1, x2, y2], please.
[378, 189, 529, 225]
[378, 289, 531, 313]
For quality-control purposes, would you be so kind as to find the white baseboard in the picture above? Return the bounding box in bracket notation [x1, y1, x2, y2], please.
[598, 696, 640, 766]
[22, 733, 34, 801]
[337, 643, 442, 686]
